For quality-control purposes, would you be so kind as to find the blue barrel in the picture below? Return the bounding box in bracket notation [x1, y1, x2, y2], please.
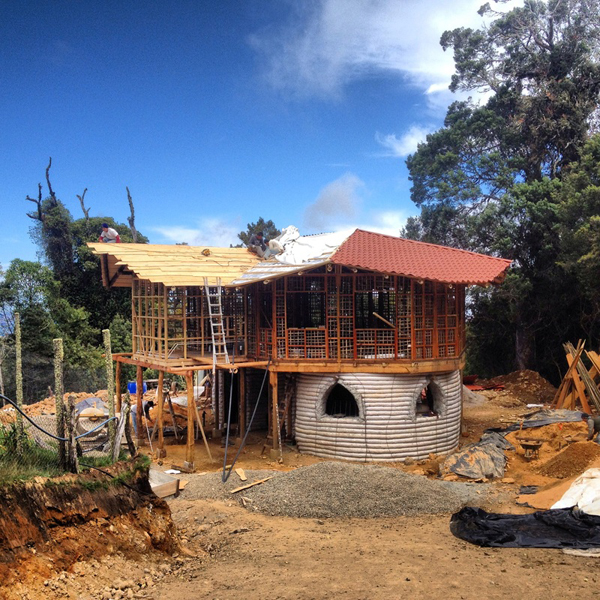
[127, 381, 147, 394]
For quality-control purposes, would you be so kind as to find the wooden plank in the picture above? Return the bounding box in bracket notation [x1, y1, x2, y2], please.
[230, 476, 273, 494]
[235, 468, 247, 481]
[566, 353, 592, 413]
[552, 341, 585, 407]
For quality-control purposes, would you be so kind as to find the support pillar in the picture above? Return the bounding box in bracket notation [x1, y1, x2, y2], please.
[156, 370, 166, 458]
[115, 360, 122, 413]
[136, 365, 144, 444]
[184, 372, 195, 471]
[270, 370, 279, 460]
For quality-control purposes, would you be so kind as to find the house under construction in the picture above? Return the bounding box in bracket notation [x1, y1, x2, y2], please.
[89, 227, 511, 468]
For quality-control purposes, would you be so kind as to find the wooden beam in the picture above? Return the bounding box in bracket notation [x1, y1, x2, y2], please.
[136, 365, 143, 444]
[270, 370, 279, 451]
[156, 370, 166, 458]
[185, 372, 195, 470]
[115, 360, 122, 413]
[238, 368, 246, 439]
[109, 265, 126, 288]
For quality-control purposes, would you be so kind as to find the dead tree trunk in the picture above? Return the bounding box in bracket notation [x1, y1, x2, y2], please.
[77, 188, 90, 225]
[126, 187, 139, 242]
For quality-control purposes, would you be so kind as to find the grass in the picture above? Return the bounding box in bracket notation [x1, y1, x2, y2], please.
[0, 424, 147, 487]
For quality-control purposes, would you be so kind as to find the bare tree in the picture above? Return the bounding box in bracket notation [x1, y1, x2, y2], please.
[77, 188, 90, 224]
[126, 187, 139, 242]
[26, 182, 44, 222]
[26, 157, 57, 222]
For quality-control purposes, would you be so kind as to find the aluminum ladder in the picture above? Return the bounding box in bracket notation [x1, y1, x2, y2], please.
[203, 277, 230, 366]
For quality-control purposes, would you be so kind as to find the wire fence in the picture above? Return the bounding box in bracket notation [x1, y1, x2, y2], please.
[0, 325, 136, 484]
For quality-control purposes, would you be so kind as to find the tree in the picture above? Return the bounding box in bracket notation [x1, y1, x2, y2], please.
[237, 218, 280, 247]
[406, 0, 600, 377]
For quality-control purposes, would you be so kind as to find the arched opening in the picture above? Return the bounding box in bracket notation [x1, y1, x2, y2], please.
[416, 382, 442, 417]
[325, 384, 359, 418]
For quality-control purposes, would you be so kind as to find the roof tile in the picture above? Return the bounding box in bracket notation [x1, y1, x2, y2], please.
[330, 229, 511, 285]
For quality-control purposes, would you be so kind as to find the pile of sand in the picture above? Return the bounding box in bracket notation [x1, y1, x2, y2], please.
[484, 369, 556, 405]
[537, 442, 600, 479]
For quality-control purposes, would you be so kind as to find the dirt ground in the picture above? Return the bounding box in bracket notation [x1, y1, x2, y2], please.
[5, 370, 600, 600]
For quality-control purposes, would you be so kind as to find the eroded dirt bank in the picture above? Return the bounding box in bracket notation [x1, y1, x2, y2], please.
[0, 461, 178, 600]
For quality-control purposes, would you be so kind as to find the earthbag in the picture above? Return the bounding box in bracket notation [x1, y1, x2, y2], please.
[450, 506, 600, 548]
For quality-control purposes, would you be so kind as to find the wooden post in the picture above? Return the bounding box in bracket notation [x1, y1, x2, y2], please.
[238, 369, 246, 439]
[53, 338, 66, 470]
[136, 365, 144, 444]
[123, 392, 137, 457]
[184, 372, 195, 471]
[270, 370, 279, 458]
[14, 312, 24, 452]
[103, 329, 116, 459]
[66, 394, 79, 473]
[156, 370, 166, 458]
[115, 359, 122, 413]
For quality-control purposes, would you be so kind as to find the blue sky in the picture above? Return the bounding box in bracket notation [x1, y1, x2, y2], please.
[0, 0, 521, 269]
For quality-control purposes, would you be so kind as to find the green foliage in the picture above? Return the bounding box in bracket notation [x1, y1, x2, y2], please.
[0, 424, 63, 484]
[407, 1, 600, 379]
[237, 217, 280, 246]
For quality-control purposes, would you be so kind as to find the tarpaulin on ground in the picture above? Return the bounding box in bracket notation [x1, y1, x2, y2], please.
[442, 432, 513, 479]
[488, 409, 585, 434]
[552, 468, 600, 516]
[450, 506, 600, 548]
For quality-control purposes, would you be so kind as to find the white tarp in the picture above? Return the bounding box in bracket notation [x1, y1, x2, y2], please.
[272, 226, 353, 265]
[552, 468, 600, 516]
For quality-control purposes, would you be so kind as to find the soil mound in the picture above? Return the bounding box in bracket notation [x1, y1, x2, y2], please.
[485, 370, 556, 405]
[537, 442, 600, 479]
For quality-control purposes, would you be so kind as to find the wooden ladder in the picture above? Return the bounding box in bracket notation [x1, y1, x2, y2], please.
[204, 277, 230, 366]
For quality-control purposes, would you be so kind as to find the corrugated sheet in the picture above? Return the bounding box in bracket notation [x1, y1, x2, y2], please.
[295, 371, 462, 462]
[331, 229, 512, 285]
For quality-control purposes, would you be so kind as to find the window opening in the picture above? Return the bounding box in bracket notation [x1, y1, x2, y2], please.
[325, 384, 359, 418]
[416, 383, 439, 417]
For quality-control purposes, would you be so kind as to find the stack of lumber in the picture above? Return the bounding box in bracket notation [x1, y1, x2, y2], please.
[552, 341, 600, 413]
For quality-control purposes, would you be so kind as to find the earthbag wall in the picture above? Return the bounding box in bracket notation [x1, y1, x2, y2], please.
[294, 371, 462, 461]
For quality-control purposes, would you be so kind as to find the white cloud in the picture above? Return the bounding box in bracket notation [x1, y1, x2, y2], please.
[303, 173, 415, 235]
[304, 173, 365, 231]
[250, 0, 523, 106]
[375, 126, 432, 157]
[152, 217, 241, 247]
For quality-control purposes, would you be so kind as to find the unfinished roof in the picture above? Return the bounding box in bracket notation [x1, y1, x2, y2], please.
[88, 228, 511, 288]
[87, 243, 261, 287]
[330, 229, 512, 285]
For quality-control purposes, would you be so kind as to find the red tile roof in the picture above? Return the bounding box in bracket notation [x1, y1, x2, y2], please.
[330, 229, 512, 285]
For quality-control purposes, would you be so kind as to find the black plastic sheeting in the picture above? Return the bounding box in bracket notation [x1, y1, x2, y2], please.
[451, 507, 600, 548]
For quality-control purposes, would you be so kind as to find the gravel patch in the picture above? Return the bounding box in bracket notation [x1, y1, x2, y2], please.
[175, 462, 488, 518]
[173, 469, 281, 503]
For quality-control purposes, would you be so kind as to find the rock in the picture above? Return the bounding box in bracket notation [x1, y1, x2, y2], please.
[501, 477, 515, 484]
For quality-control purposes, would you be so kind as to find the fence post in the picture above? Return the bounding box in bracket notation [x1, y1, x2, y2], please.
[14, 312, 24, 454]
[103, 329, 116, 460]
[53, 338, 66, 471]
[66, 394, 79, 473]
